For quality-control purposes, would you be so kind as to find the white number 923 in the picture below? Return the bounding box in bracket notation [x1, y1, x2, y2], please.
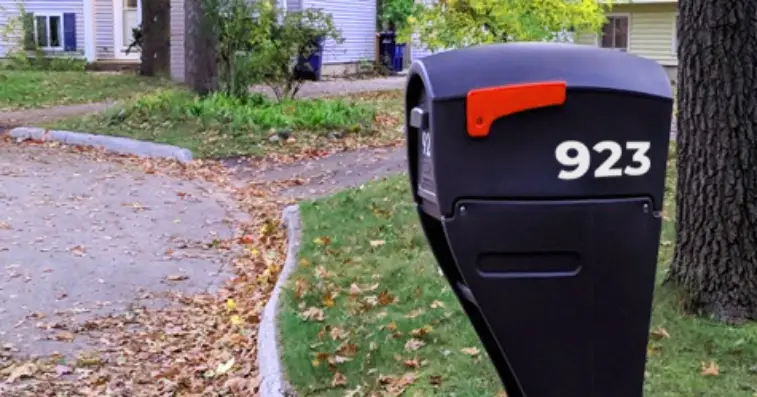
[555, 140, 651, 180]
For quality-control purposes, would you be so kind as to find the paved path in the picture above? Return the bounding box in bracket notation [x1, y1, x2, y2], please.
[0, 143, 244, 358]
[250, 76, 406, 98]
[0, 103, 114, 131]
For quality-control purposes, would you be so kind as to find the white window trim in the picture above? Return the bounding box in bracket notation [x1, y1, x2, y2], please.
[33, 12, 65, 50]
[595, 12, 631, 52]
[672, 13, 678, 54]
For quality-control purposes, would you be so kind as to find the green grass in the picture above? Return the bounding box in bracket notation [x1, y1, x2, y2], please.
[279, 146, 757, 397]
[0, 70, 174, 110]
[48, 89, 404, 159]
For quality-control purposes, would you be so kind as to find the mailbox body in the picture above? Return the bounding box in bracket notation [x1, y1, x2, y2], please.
[405, 43, 673, 397]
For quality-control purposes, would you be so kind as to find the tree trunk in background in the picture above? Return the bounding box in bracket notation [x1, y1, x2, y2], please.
[140, 0, 171, 76]
[667, 0, 757, 323]
[184, 0, 218, 95]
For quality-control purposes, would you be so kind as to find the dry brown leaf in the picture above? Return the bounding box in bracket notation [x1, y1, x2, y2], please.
[332, 371, 347, 387]
[650, 327, 670, 340]
[430, 300, 445, 309]
[701, 361, 719, 376]
[378, 290, 396, 305]
[461, 347, 480, 357]
[404, 308, 425, 319]
[404, 358, 420, 368]
[404, 338, 425, 352]
[322, 293, 336, 308]
[300, 307, 325, 322]
[410, 325, 433, 338]
[349, 283, 362, 296]
[369, 240, 385, 247]
[166, 274, 189, 281]
[6, 362, 37, 383]
[55, 331, 75, 342]
[330, 327, 349, 340]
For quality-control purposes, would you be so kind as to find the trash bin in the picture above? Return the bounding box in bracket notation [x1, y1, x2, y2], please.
[404, 42, 673, 397]
[294, 36, 325, 81]
[393, 43, 406, 72]
[378, 30, 396, 71]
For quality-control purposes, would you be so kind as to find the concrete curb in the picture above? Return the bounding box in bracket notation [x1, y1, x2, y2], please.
[258, 205, 301, 397]
[8, 127, 193, 163]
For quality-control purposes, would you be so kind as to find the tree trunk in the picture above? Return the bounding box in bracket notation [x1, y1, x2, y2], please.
[667, 0, 757, 324]
[140, 0, 171, 76]
[184, 0, 218, 95]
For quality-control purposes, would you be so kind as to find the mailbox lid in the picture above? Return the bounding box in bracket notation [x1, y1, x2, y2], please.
[411, 43, 672, 101]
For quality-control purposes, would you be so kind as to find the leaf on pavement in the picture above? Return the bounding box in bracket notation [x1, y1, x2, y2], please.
[650, 327, 670, 340]
[6, 362, 37, 383]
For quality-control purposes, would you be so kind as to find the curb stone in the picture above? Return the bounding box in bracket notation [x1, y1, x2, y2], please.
[8, 127, 193, 163]
[258, 205, 301, 397]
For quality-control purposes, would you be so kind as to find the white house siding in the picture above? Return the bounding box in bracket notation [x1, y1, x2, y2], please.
[286, 0, 300, 12]
[170, 0, 185, 81]
[576, 3, 677, 66]
[93, 0, 114, 59]
[302, 0, 376, 64]
[0, 0, 84, 57]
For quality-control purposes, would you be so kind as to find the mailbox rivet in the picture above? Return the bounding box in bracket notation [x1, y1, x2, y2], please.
[642, 204, 649, 214]
[460, 205, 467, 214]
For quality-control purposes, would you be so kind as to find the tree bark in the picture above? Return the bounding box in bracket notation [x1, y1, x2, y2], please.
[184, 0, 218, 95]
[140, 0, 171, 76]
[667, 0, 757, 323]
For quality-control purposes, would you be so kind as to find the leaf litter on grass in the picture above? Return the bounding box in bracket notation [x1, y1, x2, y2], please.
[0, 137, 299, 396]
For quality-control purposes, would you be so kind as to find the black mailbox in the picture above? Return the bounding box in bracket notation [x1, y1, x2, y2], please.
[405, 43, 672, 397]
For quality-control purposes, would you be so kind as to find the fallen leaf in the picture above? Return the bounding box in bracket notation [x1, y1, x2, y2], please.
[300, 307, 325, 321]
[430, 300, 445, 309]
[378, 290, 396, 305]
[404, 308, 425, 319]
[461, 347, 480, 357]
[0, 221, 11, 230]
[349, 283, 362, 296]
[369, 240, 385, 247]
[238, 235, 254, 244]
[405, 338, 425, 352]
[216, 358, 235, 376]
[331, 371, 347, 387]
[166, 274, 189, 281]
[410, 325, 433, 338]
[55, 331, 75, 342]
[6, 362, 37, 383]
[701, 361, 719, 376]
[230, 315, 242, 326]
[404, 357, 420, 368]
[69, 245, 86, 257]
[322, 293, 336, 308]
[650, 327, 670, 340]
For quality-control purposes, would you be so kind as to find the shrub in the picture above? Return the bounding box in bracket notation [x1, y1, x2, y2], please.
[110, 89, 376, 134]
[204, 0, 343, 100]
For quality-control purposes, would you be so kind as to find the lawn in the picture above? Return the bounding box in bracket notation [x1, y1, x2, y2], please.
[278, 146, 757, 396]
[0, 71, 174, 110]
[47, 89, 404, 159]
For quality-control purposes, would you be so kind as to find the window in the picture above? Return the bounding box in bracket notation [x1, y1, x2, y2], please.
[34, 14, 63, 49]
[600, 15, 629, 51]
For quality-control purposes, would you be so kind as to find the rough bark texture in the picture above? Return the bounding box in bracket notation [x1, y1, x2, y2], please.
[184, 0, 218, 94]
[667, 0, 757, 323]
[140, 0, 171, 76]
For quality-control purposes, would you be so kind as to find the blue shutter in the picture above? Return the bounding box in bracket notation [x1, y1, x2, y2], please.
[63, 13, 76, 52]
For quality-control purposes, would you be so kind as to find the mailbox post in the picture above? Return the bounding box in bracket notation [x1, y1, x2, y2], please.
[404, 43, 673, 397]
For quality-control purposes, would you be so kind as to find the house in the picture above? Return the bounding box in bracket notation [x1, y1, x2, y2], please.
[0, 0, 377, 82]
[405, 0, 678, 81]
[169, 0, 378, 82]
[575, 0, 678, 82]
[0, 0, 143, 63]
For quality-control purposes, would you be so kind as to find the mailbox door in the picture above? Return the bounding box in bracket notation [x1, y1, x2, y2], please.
[442, 198, 661, 397]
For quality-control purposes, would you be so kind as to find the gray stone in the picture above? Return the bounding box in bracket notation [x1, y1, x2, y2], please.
[8, 127, 194, 163]
[257, 205, 301, 397]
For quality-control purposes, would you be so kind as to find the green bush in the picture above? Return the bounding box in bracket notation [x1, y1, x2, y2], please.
[111, 89, 376, 133]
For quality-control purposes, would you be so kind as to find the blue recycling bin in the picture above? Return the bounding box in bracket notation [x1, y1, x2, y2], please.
[393, 43, 406, 72]
[294, 36, 325, 81]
